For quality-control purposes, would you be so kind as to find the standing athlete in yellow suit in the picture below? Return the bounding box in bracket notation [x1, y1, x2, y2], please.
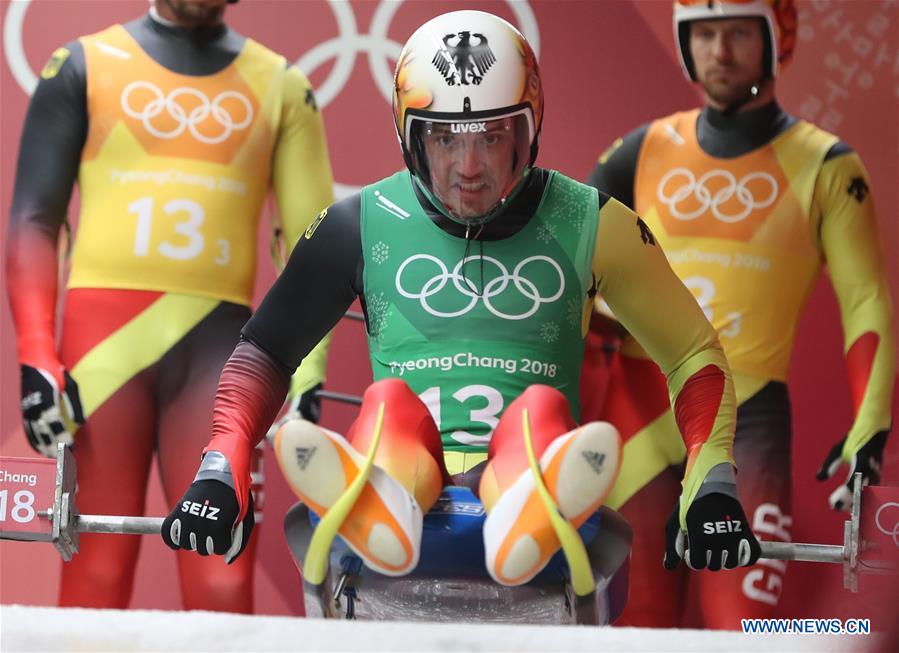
[584, 0, 895, 629]
[6, 0, 334, 611]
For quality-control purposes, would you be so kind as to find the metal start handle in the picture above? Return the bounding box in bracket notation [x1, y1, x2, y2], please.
[72, 516, 845, 565]
[10, 445, 866, 589]
[76, 515, 164, 536]
[760, 541, 844, 564]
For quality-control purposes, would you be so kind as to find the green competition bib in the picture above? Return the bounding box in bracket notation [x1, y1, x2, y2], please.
[361, 171, 598, 452]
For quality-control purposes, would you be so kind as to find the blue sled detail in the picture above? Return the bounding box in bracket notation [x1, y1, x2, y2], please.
[309, 486, 601, 584]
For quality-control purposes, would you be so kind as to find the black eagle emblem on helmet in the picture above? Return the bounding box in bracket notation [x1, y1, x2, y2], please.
[432, 31, 496, 86]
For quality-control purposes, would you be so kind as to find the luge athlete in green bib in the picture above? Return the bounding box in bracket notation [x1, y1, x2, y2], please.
[163, 10, 761, 590]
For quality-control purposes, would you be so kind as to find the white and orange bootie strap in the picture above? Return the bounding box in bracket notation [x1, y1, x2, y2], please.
[274, 378, 447, 577]
[480, 385, 622, 587]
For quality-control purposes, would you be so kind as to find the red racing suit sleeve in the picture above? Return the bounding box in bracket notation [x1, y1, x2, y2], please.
[204, 339, 291, 519]
[271, 66, 336, 397]
[204, 195, 362, 519]
[6, 43, 86, 387]
[592, 195, 737, 527]
[814, 149, 895, 460]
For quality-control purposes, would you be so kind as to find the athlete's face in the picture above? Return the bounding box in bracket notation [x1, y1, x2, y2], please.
[423, 118, 518, 221]
[155, 0, 228, 28]
[689, 18, 768, 110]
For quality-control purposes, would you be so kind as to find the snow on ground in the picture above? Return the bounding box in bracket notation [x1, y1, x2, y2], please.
[0, 605, 874, 652]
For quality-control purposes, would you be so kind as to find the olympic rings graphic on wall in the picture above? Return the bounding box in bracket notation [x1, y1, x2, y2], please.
[4, 0, 539, 103]
[293, 0, 539, 110]
[874, 501, 899, 548]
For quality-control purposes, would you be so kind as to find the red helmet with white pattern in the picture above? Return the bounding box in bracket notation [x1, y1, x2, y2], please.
[674, 0, 798, 80]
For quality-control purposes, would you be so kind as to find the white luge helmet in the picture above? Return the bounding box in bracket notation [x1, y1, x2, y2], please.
[392, 10, 543, 224]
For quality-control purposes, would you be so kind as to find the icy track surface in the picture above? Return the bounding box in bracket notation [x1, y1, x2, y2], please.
[0, 605, 874, 652]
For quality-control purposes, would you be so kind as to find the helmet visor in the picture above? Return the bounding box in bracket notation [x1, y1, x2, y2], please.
[408, 110, 532, 222]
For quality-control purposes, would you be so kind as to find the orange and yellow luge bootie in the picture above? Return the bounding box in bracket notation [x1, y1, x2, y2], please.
[479, 385, 622, 586]
[274, 379, 448, 577]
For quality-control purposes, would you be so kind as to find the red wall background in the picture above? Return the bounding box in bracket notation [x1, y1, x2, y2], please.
[1, 0, 896, 622]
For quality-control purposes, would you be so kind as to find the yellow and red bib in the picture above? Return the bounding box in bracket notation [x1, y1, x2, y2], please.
[631, 109, 837, 381]
[69, 25, 286, 306]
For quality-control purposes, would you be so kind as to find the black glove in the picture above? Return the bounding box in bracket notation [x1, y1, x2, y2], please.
[162, 479, 254, 563]
[21, 364, 85, 457]
[293, 382, 322, 423]
[816, 430, 888, 511]
[664, 492, 761, 571]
